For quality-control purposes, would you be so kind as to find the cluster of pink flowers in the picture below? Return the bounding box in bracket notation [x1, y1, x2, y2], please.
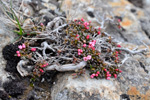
[90, 71, 100, 78]
[16, 50, 21, 57]
[88, 40, 96, 50]
[18, 44, 26, 50]
[83, 55, 91, 61]
[41, 63, 49, 68]
[78, 49, 83, 55]
[16, 43, 36, 57]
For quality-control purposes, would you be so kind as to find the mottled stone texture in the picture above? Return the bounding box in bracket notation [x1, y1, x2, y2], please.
[0, 0, 150, 100]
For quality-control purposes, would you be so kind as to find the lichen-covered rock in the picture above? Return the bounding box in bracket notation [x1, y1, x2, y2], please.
[51, 44, 150, 100]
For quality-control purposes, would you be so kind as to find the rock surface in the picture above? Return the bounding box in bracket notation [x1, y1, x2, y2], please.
[0, 0, 150, 100]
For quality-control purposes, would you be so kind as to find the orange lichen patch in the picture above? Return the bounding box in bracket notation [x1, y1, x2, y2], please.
[137, 10, 144, 18]
[127, 87, 140, 95]
[109, 0, 131, 7]
[127, 87, 150, 100]
[120, 18, 132, 27]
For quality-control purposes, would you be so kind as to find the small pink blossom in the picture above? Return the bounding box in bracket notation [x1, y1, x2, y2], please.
[18, 45, 22, 49]
[87, 55, 92, 60]
[114, 74, 117, 78]
[92, 74, 96, 76]
[83, 57, 88, 61]
[107, 71, 109, 74]
[119, 70, 122, 73]
[116, 57, 119, 60]
[83, 44, 86, 48]
[98, 31, 101, 35]
[17, 53, 21, 57]
[115, 69, 119, 71]
[78, 52, 81, 55]
[86, 35, 90, 39]
[90, 75, 94, 78]
[16, 51, 20, 54]
[76, 34, 79, 37]
[22, 44, 26, 49]
[92, 47, 95, 51]
[74, 19, 77, 22]
[118, 19, 121, 23]
[116, 51, 118, 54]
[104, 69, 107, 71]
[39, 69, 44, 73]
[97, 71, 100, 74]
[106, 77, 110, 80]
[95, 74, 98, 77]
[40, 23, 44, 26]
[98, 27, 101, 30]
[86, 27, 89, 30]
[46, 63, 49, 66]
[31, 48, 36, 52]
[89, 21, 91, 23]
[78, 22, 81, 24]
[81, 18, 85, 22]
[117, 44, 121, 47]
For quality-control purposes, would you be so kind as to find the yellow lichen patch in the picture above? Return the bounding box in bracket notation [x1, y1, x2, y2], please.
[109, 0, 131, 7]
[120, 18, 132, 27]
[127, 87, 150, 100]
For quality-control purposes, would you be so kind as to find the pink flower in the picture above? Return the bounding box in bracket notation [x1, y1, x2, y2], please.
[83, 44, 86, 47]
[78, 22, 81, 24]
[95, 74, 98, 77]
[83, 57, 88, 61]
[97, 71, 100, 74]
[46, 63, 49, 66]
[40, 23, 44, 26]
[31, 48, 36, 52]
[74, 19, 77, 22]
[92, 40, 96, 43]
[78, 49, 81, 52]
[16, 51, 20, 54]
[106, 77, 110, 80]
[17, 53, 21, 57]
[22, 44, 26, 49]
[92, 47, 95, 51]
[118, 19, 121, 22]
[115, 69, 119, 71]
[86, 27, 89, 30]
[98, 31, 101, 35]
[104, 69, 107, 71]
[76, 34, 79, 37]
[114, 74, 117, 78]
[116, 51, 118, 54]
[107, 71, 109, 74]
[87, 55, 92, 60]
[39, 69, 44, 73]
[78, 52, 81, 55]
[98, 27, 101, 30]
[89, 21, 91, 23]
[117, 44, 121, 47]
[80, 49, 83, 53]
[90, 75, 94, 78]
[81, 18, 85, 22]
[18, 45, 22, 49]
[108, 74, 111, 77]
[92, 74, 96, 76]
[116, 57, 119, 60]
[86, 35, 90, 39]
[119, 70, 122, 73]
